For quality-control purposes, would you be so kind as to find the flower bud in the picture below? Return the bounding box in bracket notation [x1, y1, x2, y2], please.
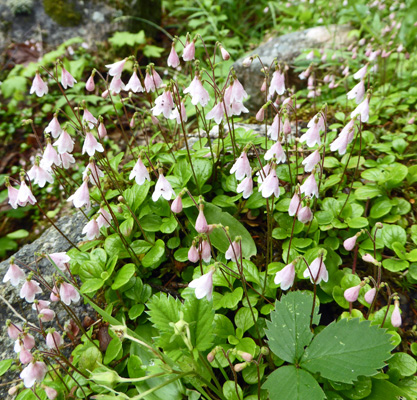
[238, 351, 253, 362]
[362, 253, 378, 265]
[260, 346, 270, 356]
[90, 369, 121, 386]
[364, 287, 376, 304]
[344, 285, 361, 303]
[234, 362, 248, 372]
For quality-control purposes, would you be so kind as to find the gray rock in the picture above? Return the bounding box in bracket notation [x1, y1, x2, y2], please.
[0, 211, 90, 398]
[234, 24, 354, 110]
[0, 0, 162, 53]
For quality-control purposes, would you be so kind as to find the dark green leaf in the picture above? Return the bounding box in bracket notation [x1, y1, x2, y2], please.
[112, 264, 136, 290]
[301, 318, 394, 383]
[141, 239, 165, 268]
[266, 291, 320, 363]
[263, 366, 325, 400]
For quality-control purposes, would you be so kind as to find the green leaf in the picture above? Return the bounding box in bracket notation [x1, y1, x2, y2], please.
[235, 307, 258, 333]
[368, 379, 409, 400]
[301, 318, 394, 383]
[215, 287, 243, 310]
[355, 186, 383, 200]
[128, 304, 145, 320]
[141, 239, 165, 268]
[109, 31, 146, 47]
[112, 264, 136, 290]
[347, 217, 368, 228]
[183, 296, 214, 351]
[266, 291, 320, 363]
[6, 229, 29, 239]
[214, 314, 235, 338]
[223, 381, 243, 400]
[388, 352, 417, 377]
[381, 224, 407, 249]
[104, 338, 122, 364]
[80, 278, 104, 294]
[263, 366, 325, 400]
[340, 376, 372, 399]
[185, 203, 256, 258]
[124, 181, 150, 213]
[382, 258, 409, 272]
[143, 44, 164, 58]
[0, 359, 12, 376]
[1, 76, 27, 99]
[370, 198, 393, 219]
[193, 158, 213, 190]
[147, 293, 182, 332]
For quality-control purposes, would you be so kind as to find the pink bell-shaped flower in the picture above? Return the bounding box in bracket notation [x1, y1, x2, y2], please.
[230, 151, 251, 181]
[344, 285, 361, 302]
[82, 131, 104, 156]
[109, 75, 125, 94]
[220, 45, 230, 61]
[171, 195, 183, 214]
[362, 253, 378, 264]
[83, 161, 104, 185]
[236, 176, 253, 199]
[46, 330, 63, 350]
[7, 323, 22, 340]
[60, 152, 76, 169]
[86, 74, 95, 91]
[182, 40, 196, 61]
[44, 115, 62, 138]
[105, 59, 126, 77]
[391, 301, 402, 327]
[364, 287, 376, 304]
[330, 119, 355, 155]
[264, 141, 286, 164]
[20, 278, 42, 303]
[3, 261, 25, 287]
[59, 282, 80, 306]
[97, 207, 112, 228]
[144, 70, 155, 92]
[19, 347, 33, 364]
[259, 168, 280, 198]
[152, 173, 175, 201]
[125, 69, 144, 93]
[303, 256, 328, 284]
[83, 108, 98, 129]
[195, 206, 209, 233]
[297, 205, 313, 223]
[229, 78, 248, 103]
[168, 43, 180, 68]
[37, 307, 55, 323]
[170, 101, 188, 124]
[28, 162, 54, 188]
[20, 361, 48, 388]
[269, 69, 285, 97]
[188, 244, 199, 263]
[129, 157, 150, 185]
[302, 150, 321, 173]
[45, 386, 58, 400]
[353, 64, 368, 80]
[225, 241, 241, 262]
[17, 180, 37, 207]
[67, 178, 91, 209]
[61, 66, 77, 89]
[300, 174, 319, 198]
[184, 75, 210, 107]
[300, 120, 321, 148]
[351, 95, 370, 123]
[256, 107, 265, 122]
[343, 234, 358, 251]
[288, 192, 301, 216]
[347, 79, 365, 104]
[152, 90, 174, 119]
[267, 114, 283, 141]
[30, 73, 48, 97]
[189, 268, 215, 300]
[199, 240, 212, 263]
[7, 181, 19, 209]
[41, 142, 61, 170]
[206, 102, 226, 125]
[82, 218, 100, 240]
[53, 129, 74, 154]
[274, 262, 296, 290]
[98, 121, 107, 138]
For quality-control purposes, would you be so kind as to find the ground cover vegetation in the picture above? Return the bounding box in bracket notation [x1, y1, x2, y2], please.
[1, 0, 417, 399]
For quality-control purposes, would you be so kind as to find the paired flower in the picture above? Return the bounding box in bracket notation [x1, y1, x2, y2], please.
[30, 73, 48, 97]
[184, 75, 210, 107]
[259, 168, 280, 198]
[225, 240, 241, 262]
[236, 176, 253, 199]
[230, 151, 251, 181]
[67, 177, 91, 209]
[3, 260, 25, 287]
[20, 278, 42, 303]
[152, 173, 175, 201]
[20, 361, 48, 388]
[303, 256, 328, 284]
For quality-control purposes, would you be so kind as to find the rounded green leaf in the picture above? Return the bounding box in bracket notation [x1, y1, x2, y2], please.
[388, 352, 417, 377]
[381, 224, 407, 249]
[370, 198, 392, 219]
[112, 263, 136, 290]
[141, 239, 165, 268]
[347, 217, 369, 229]
[80, 278, 104, 294]
[382, 258, 409, 272]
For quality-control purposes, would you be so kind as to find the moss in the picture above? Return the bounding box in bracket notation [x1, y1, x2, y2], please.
[43, 0, 82, 27]
[8, 0, 34, 15]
